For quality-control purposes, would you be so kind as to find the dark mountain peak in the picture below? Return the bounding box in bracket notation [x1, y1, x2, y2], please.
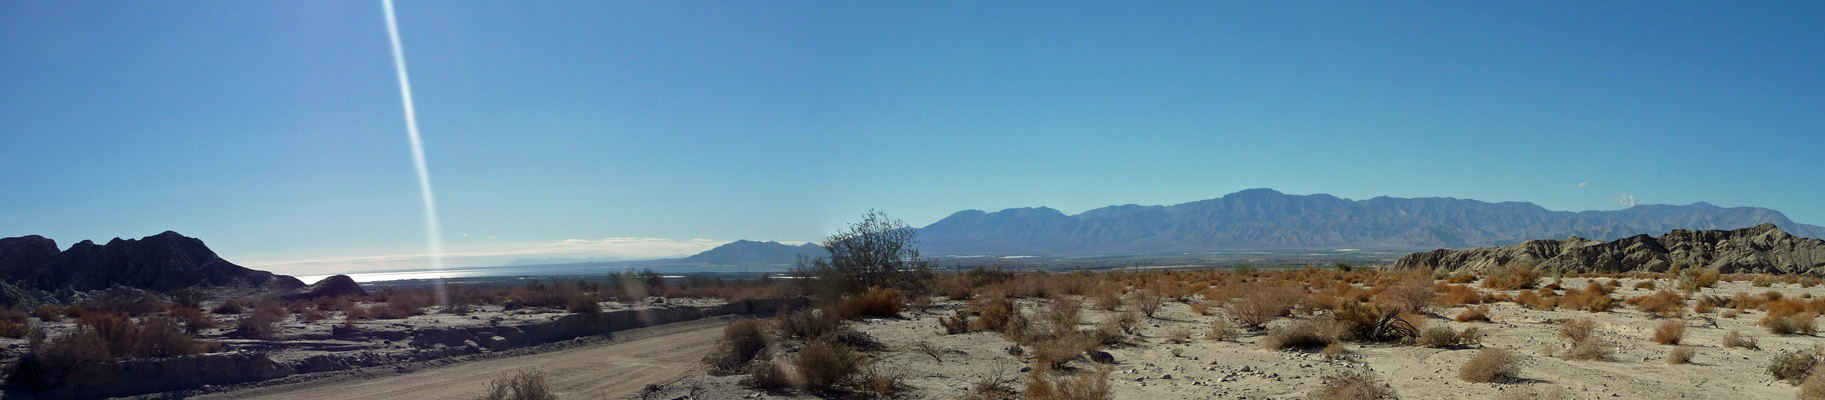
[2, 232, 305, 293]
[681, 239, 825, 265]
[0, 235, 60, 281]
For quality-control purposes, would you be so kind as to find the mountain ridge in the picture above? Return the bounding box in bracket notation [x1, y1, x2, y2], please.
[916, 189, 1825, 256]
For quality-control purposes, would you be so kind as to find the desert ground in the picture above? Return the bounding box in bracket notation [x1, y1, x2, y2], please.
[637, 270, 1825, 400]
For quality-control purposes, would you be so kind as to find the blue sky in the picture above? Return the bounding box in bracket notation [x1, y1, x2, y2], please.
[3, 1, 1822, 275]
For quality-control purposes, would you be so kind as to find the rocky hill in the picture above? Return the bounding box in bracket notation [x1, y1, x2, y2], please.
[0, 231, 308, 306]
[680, 240, 824, 265]
[917, 189, 1825, 256]
[1391, 223, 1825, 275]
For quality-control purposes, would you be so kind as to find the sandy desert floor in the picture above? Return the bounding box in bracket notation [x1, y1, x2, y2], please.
[647, 277, 1825, 400]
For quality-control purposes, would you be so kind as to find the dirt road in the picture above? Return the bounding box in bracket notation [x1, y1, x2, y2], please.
[211, 318, 729, 400]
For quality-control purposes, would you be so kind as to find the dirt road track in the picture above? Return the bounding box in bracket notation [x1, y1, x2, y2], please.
[208, 318, 730, 400]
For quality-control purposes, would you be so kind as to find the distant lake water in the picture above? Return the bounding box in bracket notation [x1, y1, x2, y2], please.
[295, 264, 796, 285]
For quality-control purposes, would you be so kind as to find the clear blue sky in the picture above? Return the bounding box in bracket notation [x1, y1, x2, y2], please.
[3, 1, 1822, 275]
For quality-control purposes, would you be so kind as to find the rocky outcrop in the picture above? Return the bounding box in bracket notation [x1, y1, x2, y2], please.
[1393, 223, 1825, 275]
[282, 275, 368, 301]
[0, 231, 304, 294]
[0, 235, 59, 281]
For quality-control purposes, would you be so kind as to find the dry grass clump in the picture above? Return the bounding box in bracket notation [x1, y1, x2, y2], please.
[794, 340, 864, 394]
[233, 302, 288, 340]
[1024, 366, 1112, 400]
[1416, 326, 1460, 348]
[1033, 332, 1096, 369]
[1265, 319, 1337, 351]
[211, 298, 248, 315]
[32, 305, 61, 323]
[1666, 345, 1696, 365]
[1652, 320, 1686, 345]
[704, 319, 769, 374]
[1455, 305, 1491, 322]
[745, 360, 792, 391]
[1769, 348, 1823, 385]
[10, 312, 216, 389]
[777, 309, 843, 340]
[1801, 369, 1825, 400]
[1459, 347, 1519, 383]
[1481, 263, 1540, 291]
[968, 295, 1019, 333]
[1765, 313, 1818, 336]
[1559, 285, 1615, 312]
[1723, 330, 1761, 350]
[1633, 281, 1657, 290]
[1207, 319, 1239, 342]
[1627, 290, 1687, 319]
[1227, 282, 1307, 328]
[1676, 267, 1720, 293]
[833, 288, 902, 319]
[1373, 273, 1436, 314]
[1307, 369, 1397, 400]
[473, 369, 557, 400]
[1557, 318, 1612, 361]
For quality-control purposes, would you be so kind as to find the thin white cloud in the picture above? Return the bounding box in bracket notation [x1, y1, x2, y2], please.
[241, 237, 726, 276]
[1578, 181, 1588, 187]
[1610, 193, 1637, 208]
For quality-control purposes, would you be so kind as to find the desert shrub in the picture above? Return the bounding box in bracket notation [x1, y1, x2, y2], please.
[1307, 369, 1397, 400]
[1676, 267, 1720, 293]
[32, 305, 61, 322]
[1025, 366, 1112, 400]
[1033, 332, 1094, 369]
[1459, 347, 1519, 383]
[81, 287, 168, 316]
[745, 360, 792, 391]
[1628, 290, 1686, 319]
[833, 288, 902, 319]
[1482, 263, 1540, 291]
[1558, 318, 1611, 361]
[1455, 305, 1491, 323]
[1653, 320, 1686, 345]
[1042, 298, 1082, 334]
[705, 319, 768, 374]
[792, 211, 934, 300]
[968, 296, 1018, 333]
[563, 292, 601, 315]
[1770, 348, 1823, 385]
[1189, 301, 1215, 316]
[1560, 285, 1615, 312]
[1753, 275, 1776, 287]
[473, 369, 557, 400]
[1695, 301, 1716, 314]
[1373, 273, 1435, 314]
[1130, 289, 1163, 318]
[1226, 282, 1306, 328]
[794, 341, 863, 393]
[9, 327, 108, 389]
[1667, 345, 1696, 365]
[211, 298, 248, 315]
[1416, 326, 1461, 348]
[776, 310, 842, 340]
[1265, 319, 1336, 351]
[1330, 299, 1385, 341]
[135, 316, 211, 357]
[940, 312, 971, 334]
[1802, 369, 1825, 400]
[170, 287, 205, 309]
[1113, 311, 1139, 335]
[1497, 388, 1568, 400]
[1091, 284, 1123, 311]
[1723, 330, 1761, 350]
[1208, 319, 1239, 342]
[1633, 281, 1656, 290]
[233, 303, 288, 340]
[1766, 313, 1819, 336]
[859, 365, 906, 397]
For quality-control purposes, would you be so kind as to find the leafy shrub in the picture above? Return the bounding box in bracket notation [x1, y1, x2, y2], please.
[1459, 347, 1519, 383]
[474, 369, 557, 400]
[1307, 369, 1397, 400]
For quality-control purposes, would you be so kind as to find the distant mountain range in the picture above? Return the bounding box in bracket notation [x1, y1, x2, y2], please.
[681, 240, 824, 265]
[915, 189, 1825, 256]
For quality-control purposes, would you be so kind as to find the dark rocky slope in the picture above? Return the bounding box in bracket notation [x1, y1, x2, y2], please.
[0, 231, 314, 306]
[1392, 223, 1825, 275]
